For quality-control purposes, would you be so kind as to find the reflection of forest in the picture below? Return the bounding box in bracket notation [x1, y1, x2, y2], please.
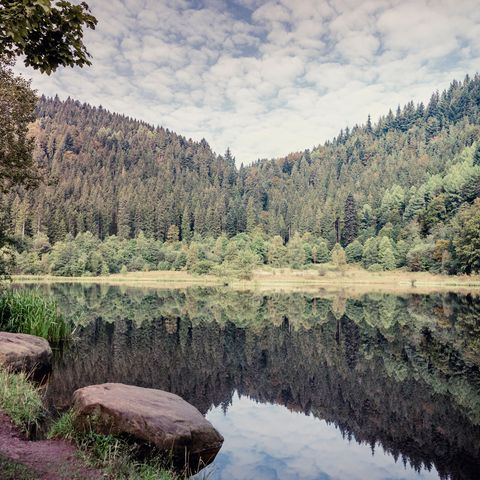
[37, 284, 480, 480]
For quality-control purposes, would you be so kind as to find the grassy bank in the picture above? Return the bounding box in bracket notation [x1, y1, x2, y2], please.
[0, 369, 44, 435]
[0, 290, 71, 341]
[13, 265, 480, 294]
[49, 410, 194, 480]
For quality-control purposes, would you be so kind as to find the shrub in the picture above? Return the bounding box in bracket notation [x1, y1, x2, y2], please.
[191, 260, 214, 275]
[368, 263, 384, 272]
[0, 290, 71, 341]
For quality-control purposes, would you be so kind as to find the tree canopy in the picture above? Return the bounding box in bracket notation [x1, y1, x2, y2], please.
[0, 0, 97, 73]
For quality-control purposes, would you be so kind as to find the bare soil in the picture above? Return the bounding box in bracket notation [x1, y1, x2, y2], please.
[0, 412, 104, 480]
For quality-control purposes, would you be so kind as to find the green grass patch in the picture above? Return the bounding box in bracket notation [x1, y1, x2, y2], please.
[0, 454, 35, 480]
[49, 410, 184, 479]
[0, 290, 71, 341]
[0, 368, 44, 434]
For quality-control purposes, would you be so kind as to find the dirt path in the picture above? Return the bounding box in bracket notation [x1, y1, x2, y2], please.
[0, 413, 104, 480]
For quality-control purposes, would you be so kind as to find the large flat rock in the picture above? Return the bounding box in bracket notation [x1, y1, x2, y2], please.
[0, 332, 52, 374]
[72, 383, 223, 466]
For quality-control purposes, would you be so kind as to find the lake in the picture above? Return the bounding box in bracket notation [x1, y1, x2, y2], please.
[19, 284, 480, 480]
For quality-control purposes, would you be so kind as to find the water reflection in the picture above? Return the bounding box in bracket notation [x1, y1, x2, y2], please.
[197, 392, 439, 480]
[18, 284, 480, 480]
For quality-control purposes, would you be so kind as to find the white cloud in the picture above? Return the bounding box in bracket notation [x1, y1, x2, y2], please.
[195, 393, 440, 480]
[14, 0, 480, 164]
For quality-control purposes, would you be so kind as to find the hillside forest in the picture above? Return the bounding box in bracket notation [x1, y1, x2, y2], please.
[1, 75, 480, 277]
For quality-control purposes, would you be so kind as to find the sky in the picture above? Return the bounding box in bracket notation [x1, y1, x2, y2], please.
[15, 0, 480, 164]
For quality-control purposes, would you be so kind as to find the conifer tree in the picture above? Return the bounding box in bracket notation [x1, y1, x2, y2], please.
[378, 237, 396, 270]
[341, 193, 358, 246]
[181, 207, 192, 242]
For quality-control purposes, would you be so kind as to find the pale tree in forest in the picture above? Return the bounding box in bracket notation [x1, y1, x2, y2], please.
[378, 236, 396, 270]
[166, 224, 180, 243]
[286, 232, 306, 268]
[267, 235, 286, 267]
[330, 243, 347, 271]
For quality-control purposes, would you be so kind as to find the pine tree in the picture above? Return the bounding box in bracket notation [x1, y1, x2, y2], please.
[341, 193, 358, 246]
[267, 236, 286, 267]
[246, 198, 257, 233]
[345, 239, 363, 263]
[330, 243, 347, 270]
[286, 232, 306, 268]
[362, 237, 378, 267]
[366, 114, 373, 134]
[378, 236, 396, 270]
[166, 224, 179, 242]
[474, 144, 480, 166]
[181, 207, 192, 242]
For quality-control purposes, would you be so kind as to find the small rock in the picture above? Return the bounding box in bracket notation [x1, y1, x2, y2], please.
[72, 383, 223, 467]
[0, 332, 52, 374]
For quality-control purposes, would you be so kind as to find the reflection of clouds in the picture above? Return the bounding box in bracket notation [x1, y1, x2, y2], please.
[14, 1, 480, 164]
[196, 392, 439, 480]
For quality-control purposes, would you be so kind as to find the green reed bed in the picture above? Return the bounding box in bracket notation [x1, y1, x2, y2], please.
[0, 290, 71, 341]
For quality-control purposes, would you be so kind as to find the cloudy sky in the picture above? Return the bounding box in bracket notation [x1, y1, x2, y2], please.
[15, 0, 480, 164]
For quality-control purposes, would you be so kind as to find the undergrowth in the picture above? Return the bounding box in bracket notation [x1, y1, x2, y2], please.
[48, 410, 194, 480]
[0, 368, 44, 435]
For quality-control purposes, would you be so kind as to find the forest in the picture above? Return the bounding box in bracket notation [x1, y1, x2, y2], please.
[2, 75, 480, 276]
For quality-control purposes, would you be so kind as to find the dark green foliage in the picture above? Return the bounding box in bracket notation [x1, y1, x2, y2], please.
[473, 144, 480, 166]
[0, 59, 38, 193]
[345, 239, 363, 263]
[0, 0, 97, 74]
[341, 193, 358, 246]
[453, 199, 480, 273]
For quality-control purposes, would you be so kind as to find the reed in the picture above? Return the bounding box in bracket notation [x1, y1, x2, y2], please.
[0, 290, 71, 341]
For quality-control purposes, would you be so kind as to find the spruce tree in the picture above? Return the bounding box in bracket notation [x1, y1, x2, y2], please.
[341, 193, 358, 246]
[378, 237, 397, 270]
[181, 207, 192, 242]
[474, 144, 480, 166]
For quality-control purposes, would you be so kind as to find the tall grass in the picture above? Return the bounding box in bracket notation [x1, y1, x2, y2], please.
[0, 368, 44, 435]
[49, 410, 205, 480]
[0, 290, 71, 341]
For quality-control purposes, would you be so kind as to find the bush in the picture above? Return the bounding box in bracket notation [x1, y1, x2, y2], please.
[190, 259, 214, 275]
[368, 263, 384, 272]
[157, 261, 171, 271]
[0, 290, 71, 341]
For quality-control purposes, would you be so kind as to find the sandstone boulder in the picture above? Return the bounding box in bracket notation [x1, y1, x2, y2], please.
[72, 383, 223, 466]
[0, 332, 52, 374]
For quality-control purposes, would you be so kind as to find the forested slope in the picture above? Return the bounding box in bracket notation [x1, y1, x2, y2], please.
[2, 74, 480, 274]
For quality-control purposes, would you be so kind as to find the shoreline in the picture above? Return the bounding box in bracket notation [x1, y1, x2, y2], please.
[11, 266, 480, 295]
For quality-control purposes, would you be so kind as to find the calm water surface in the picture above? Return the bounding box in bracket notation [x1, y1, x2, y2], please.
[18, 284, 480, 480]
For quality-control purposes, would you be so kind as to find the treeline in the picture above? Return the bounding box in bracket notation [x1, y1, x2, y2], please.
[2, 75, 480, 274]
